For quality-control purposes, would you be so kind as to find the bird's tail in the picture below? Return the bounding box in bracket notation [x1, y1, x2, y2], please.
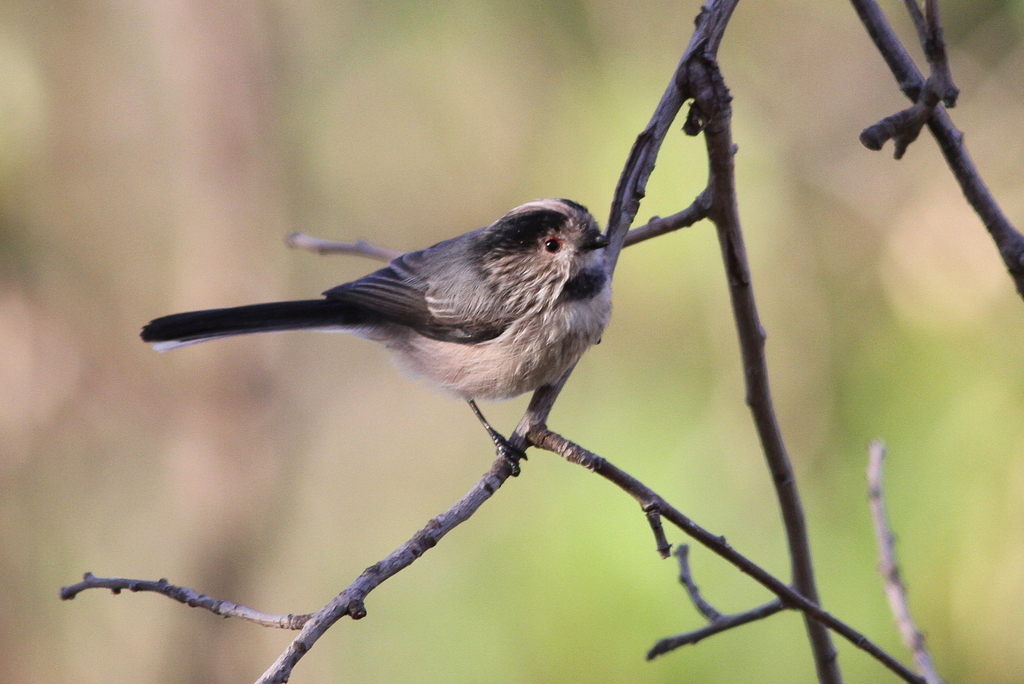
[141, 299, 369, 351]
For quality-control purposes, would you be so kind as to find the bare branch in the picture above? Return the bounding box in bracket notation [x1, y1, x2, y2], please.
[684, 41, 842, 684]
[253, 455, 515, 684]
[60, 573, 310, 629]
[868, 441, 944, 684]
[674, 544, 723, 622]
[285, 232, 402, 261]
[920, 0, 958, 108]
[900, 0, 928, 49]
[849, 0, 1024, 299]
[645, 506, 673, 559]
[856, 0, 958, 158]
[601, 0, 739, 274]
[859, 95, 937, 160]
[647, 598, 786, 658]
[65, 456, 517, 684]
[622, 190, 711, 248]
[525, 425, 924, 684]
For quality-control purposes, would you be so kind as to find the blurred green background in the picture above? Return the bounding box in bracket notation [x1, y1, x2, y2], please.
[1, 0, 1023, 682]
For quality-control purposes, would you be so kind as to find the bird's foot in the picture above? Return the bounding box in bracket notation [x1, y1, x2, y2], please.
[490, 433, 527, 477]
[467, 399, 527, 476]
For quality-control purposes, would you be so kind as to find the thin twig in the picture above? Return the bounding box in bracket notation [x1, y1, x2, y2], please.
[849, 0, 1024, 297]
[868, 441, 944, 684]
[674, 544, 723, 622]
[645, 506, 673, 559]
[288, 193, 710, 269]
[623, 190, 712, 248]
[920, 0, 957, 107]
[285, 232, 402, 261]
[526, 425, 922, 683]
[60, 573, 310, 629]
[900, 0, 928, 48]
[504, 0, 736, 441]
[647, 598, 786, 658]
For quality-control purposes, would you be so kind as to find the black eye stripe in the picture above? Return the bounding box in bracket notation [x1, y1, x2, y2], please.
[480, 209, 568, 253]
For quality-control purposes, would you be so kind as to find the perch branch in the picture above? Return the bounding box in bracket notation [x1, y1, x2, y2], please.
[849, 0, 1024, 296]
[63, 455, 517, 684]
[253, 454, 517, 684]
[868, 441, 944, 684]
[524, 425, 922, 684]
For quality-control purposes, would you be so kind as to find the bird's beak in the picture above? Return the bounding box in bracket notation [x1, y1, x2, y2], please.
[582, 233, 609, 251]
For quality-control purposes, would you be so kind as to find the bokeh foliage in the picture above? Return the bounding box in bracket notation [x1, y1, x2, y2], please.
[1, 1, 1022, 682]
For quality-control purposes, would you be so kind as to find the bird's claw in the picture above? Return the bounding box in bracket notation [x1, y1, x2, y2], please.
[492, 435, 527, 477]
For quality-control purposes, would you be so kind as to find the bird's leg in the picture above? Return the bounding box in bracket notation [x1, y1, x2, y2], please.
[467, 400, 526, 476]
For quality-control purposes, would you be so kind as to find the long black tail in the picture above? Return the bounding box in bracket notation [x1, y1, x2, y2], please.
[141, 299, 369, 350]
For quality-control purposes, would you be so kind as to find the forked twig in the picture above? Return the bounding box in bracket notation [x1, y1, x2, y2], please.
[857, 0, 958, 158]
[525, 425, 923, 684]
[851, 0, 1024, 297]
[648, 599, 785, 657]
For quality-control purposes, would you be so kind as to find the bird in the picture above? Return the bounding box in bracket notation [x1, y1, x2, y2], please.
[141, 198, 612, 473]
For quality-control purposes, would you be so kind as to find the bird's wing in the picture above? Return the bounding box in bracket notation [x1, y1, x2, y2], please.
[323, 247, 510, 344]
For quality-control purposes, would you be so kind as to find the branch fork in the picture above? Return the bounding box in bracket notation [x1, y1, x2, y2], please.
[859, 0, 959, 159]
[647, 543, 786, 658]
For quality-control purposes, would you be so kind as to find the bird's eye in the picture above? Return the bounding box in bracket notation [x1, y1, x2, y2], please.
[544, 238, 562, 253]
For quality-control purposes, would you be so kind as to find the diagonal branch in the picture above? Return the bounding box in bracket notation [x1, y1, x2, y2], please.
[868, 441, 944, 684]
[648, 546, 787, 659]
[623, 190, 712, 248]
[507, 0, 738, 447]
[524, 425, 923, 684]
[850, 0, 1024, 298]
[683, 40, 842, 684]
[899, 0, 928, 47]
[64, 456, 517, 684]
[253, 455, 516, 684]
